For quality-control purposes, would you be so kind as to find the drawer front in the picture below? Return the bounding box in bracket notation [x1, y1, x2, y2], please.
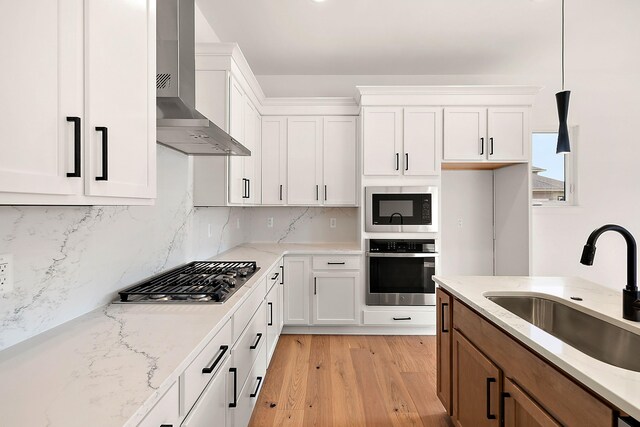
[266, 262, 281, 292]
[233, 300, 267, 390]
[181, 356, 231, 427]
[362, 308, 435, 326]
[453, 301, 613, 427]
[233, 277, 267, 343]
[312, 255, 360, 270]
[231, 343, 267, 427]
[138, 381, 179, 427]
[265, 283, 280, 365]
[182, 319, 232, 413]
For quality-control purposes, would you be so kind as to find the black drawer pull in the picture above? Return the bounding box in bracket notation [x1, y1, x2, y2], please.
[486, 377, 497, 419]
[250, 376, 263, 398]
[324, 185, 327, 201]
[66, 117, 81, 178]
[271, 272, 279, 281]
[95, 127, 108, 181]
[480, 137, 484, 155]
[229, 367, 238, 408]
[202, 345, 228, 374]
[405, 153, 409, 171]
[279, 184, 283, 201]
[441, 302, 449, 333]
[489, 137, 494, 155]
[316, 184, 319, 201]
[327, 262, 346, 265]
[280, 265, 284, 284]
[268, 302, 273, 326]
[160, 425, 173, 427]
[395, 153, 399, 170]
[250, 333, 263, 350]
[393, 317, 411, 321]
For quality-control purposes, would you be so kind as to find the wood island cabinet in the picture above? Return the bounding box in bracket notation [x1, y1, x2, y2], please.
[436, 288, 452, 415]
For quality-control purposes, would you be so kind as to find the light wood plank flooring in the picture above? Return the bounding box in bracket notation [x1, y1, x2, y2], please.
[249, 335, 452, 427]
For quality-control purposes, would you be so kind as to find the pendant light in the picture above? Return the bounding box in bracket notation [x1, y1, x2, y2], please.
[556, 0, 571, 154]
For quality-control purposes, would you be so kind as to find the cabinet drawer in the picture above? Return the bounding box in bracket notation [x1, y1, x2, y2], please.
[266, 262, 281, 292]
[182, 319, 232, 413]
[137, 381, 179, 427]
[362, 308, 435, 326]
[231, 343, 267, 427]
[453, 301, 613, 427]
[233, 277, 267, 343]
[233, 300, 267, 390]
[181, 356, 231, 427]
[312, 255, 360, 270]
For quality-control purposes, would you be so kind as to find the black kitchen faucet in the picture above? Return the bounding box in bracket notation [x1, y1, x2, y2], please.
[580, 224, 640, 321]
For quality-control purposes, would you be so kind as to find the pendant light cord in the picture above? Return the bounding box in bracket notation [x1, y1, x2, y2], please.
[561, 0, 565, 91]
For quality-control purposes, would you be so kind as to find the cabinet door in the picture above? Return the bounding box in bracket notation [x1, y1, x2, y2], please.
[436, 288, 453, 415]
[487, 107, 529, 161]
[287, 117, 322, 205]
[362, 107, 402, 175]
[265, 283, 280, 364]
[503, 378, 561, 427]
[0, 0, 83, 198]
[443, 108, 487, 161]
[229, 76, 244, 142]
[85, 0, 155, 199]
[323, 117, 357, 205]
[283, 256, 311, 325]
[181, 356, 231, 427]
[452, 330, 500, 427]
[261, 117, 287, 205]
[404, 108, 442, 175]
[312, 272, 359, 325]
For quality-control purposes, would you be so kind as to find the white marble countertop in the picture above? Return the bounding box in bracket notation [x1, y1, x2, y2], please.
[433, 275, 640, 420]
[0, 242, 361, 427]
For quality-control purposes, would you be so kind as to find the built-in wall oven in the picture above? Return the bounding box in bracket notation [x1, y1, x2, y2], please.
[366, 239, 438, 306]
[365, 186, 438, 233]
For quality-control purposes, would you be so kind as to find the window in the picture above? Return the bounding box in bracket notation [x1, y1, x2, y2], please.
[531, 131, 576, 206]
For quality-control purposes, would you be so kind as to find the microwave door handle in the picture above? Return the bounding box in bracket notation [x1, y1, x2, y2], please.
[366, 252, 439, 258]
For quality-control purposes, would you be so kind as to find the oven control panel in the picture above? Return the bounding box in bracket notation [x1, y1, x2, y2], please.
[368, 239, 436, 253]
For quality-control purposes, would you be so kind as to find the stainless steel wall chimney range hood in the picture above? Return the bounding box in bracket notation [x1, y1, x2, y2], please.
[156, 0, 250, 156]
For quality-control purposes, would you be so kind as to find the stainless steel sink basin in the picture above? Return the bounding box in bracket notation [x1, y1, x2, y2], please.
[486, 295, 640, 372]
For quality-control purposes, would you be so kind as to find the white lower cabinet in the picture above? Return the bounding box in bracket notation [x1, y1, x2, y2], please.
[229, 342, 267, 427]
[137, 381, 179, 427]
[265, 277, 282, 364]
[180, 356, 231, 427]
[312, 272, 359, 325]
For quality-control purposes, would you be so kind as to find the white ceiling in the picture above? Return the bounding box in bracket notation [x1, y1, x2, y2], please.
[196, 0, 561, 76]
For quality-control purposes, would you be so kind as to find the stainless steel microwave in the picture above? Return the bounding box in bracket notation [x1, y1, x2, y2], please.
[365, 186, 438, 233]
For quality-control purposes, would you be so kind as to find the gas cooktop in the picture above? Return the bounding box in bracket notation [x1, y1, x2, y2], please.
[116, 261, 259, 304]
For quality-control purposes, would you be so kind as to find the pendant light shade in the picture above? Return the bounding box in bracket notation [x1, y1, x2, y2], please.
[556, 90, 571, 154]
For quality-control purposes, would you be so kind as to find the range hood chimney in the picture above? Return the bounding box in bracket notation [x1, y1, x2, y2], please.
[156, 0, 250, 156]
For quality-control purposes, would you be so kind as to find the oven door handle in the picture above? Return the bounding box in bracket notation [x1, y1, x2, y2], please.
[366, 252, 439, 258]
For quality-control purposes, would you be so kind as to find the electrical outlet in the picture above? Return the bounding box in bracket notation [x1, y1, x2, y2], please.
[267, 217, 274, 228]
[0, 254, 14, 293]
[330, 218, 337, 228]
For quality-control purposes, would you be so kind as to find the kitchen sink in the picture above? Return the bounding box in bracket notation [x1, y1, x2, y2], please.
[486, 295, 640, 372]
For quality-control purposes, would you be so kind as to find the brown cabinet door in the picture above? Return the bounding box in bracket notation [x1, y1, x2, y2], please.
[436, 288, 453, 414]
[503, 378, 561, 427]
[452, 330, 500, 427]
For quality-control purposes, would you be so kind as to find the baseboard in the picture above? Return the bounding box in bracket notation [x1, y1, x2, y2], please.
[282, 325, 436, 335]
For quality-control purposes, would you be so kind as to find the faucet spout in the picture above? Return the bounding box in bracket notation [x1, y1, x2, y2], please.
[580, 224, 639, 321]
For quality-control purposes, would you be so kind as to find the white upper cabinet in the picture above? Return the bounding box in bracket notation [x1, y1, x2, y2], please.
[229, 76, 245, 142]
[443, 106, 529, 162]
[443, 107, 488, 161]
[363, 107, 403, 175]
[363, 107, 440, 176]
[287, 117, 323, 205]
[0, 0, 155, 204]
[261, 117, 287, 205]
[487, 107, 529, 161]
[84, 0, 156, 199]
[403, 108, 442, 176]
[323, 117, 357, 205]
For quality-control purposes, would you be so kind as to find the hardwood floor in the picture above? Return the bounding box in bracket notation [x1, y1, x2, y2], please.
[249, 335, 453, 427]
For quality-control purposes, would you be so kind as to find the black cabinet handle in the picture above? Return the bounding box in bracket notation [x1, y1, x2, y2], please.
[327, 262, 346, 265]
[66, 117, 81, 178]
[160, 425, 173, 427]
[314, 277, 317, 295]
[268, 302, 273, 326]
[250, 333, 262, 350]
[247, 179, 251, 199]
[480, 137, 484, 155]
[441, 302, 449, 333]
[486, 377, 497, 419]
[95, 127, 108, 181]
[242, 178, 248, 199]
[229, 367, 238, 408]
[202, 345, 228, 374]
[271, 272, 279, 281]
[489, 137, 494, 155]
[395, 153, 399, 171]
[324, 185, 327, 201]
[280, 265, 284, 284]
[250, 376, 263, 398]
[393, 317, 411, 321]
[316, 184, 319, 201]
[405, 153, 409, 171]
[279, 184, 283, 201]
